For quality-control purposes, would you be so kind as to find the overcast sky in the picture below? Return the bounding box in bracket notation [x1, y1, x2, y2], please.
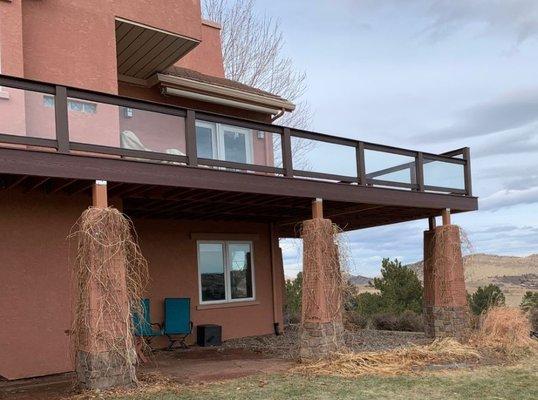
[254, 0, 538, 277]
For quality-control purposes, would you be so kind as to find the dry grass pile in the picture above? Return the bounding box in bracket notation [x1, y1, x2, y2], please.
[293, 338, 480, 377]
[471, 307, 538, 358]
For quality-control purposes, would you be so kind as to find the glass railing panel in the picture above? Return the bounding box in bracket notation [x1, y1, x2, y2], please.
[68, 98, 186, 156]
[423, 157, 465, 190]
[0, 87, 56, 140]
[195, 120, 281, 169]
[364, 150, 415, 185]
[291, 137, 356, 179]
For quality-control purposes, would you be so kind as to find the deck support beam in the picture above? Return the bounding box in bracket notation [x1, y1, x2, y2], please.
[423, 223, 470, 341]
[299, 216, 344, 360]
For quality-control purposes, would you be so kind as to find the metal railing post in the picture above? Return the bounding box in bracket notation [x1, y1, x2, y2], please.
[282, 128, 293, 177]
[54, 85, 69, 154]
[415, 152, 424, 192]
[463, 147, 472, 196]
[185, 109, 197, 167]
[356, 141, 366, 186]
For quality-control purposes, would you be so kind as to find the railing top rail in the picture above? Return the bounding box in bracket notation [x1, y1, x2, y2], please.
[0, 73, 469, 167]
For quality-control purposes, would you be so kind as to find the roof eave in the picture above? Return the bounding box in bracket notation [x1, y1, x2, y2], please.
[154, 73, 296, 112]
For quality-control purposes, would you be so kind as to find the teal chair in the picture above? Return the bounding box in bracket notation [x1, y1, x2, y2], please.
[162, 298, 193, 350]
[132, 298, 161, 347]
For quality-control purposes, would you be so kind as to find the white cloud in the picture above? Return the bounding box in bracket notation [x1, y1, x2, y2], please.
[480, 187, 538, 210]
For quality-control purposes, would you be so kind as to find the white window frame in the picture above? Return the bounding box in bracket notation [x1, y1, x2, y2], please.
[195, 121, 254, 164]
[197, 240, 256, 305]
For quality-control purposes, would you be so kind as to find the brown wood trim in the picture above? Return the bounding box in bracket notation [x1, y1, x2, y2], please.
[290, 128, 357, 147]
[69, 142, 188, 163]
[367, 178, 417, 190]
[0, 147, 478, 212]
[197, 158, 283, 174]
[190, 232, 260, 241]
[195, 112, 282, 134]
[196, 300, 260, 310]
[292, 169, 356, 182]
[424, 185, 467, 195]
[66, 88, 187, 117]
[0, 134, 57, 148]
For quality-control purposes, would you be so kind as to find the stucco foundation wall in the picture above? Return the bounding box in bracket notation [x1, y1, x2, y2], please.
[134, 218, 280, 343]
[0, 190, 89, 380]
[0, 192, 283, 380]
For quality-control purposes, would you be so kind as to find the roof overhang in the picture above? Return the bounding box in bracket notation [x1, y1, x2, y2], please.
[154, 73, 296, 115]
[115, 18, 200, 82]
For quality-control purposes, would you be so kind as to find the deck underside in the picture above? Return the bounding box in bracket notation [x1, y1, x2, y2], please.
[0, 148, 477, 237]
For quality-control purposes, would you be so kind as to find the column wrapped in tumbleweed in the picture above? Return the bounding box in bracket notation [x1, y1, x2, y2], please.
[70, 207, 148, 389]
[300, 218, 345, 360]
[423, 224, 470, 341]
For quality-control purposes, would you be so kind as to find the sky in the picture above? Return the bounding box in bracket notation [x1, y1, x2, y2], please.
[253, 0, 538, 278]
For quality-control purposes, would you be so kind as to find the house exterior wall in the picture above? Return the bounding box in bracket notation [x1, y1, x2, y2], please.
[175, 21, 225, 78]
[0, 191, 284, 380]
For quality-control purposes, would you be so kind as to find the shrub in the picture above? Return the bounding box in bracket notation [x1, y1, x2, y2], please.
[353, 292, 384, 317]
[344, 309, 369, 330]
[284, 272, 302, 324]
[468, 284, 505, 315]
[520, 291, 538, 312]
[529, 308, 538, 332]
[372, 310, 424, 332]
[371, 258, 423, 314]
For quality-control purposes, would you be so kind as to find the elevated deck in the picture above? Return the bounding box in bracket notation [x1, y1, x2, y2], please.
[0, 75, 477, 236]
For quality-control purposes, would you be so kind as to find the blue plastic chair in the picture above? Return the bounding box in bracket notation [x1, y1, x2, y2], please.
[133, 298, 161, 345]
[162, 298, 193, 350]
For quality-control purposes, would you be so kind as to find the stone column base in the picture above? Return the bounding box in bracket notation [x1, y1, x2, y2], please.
[299, 321, 345, 360]
[76, 350, 136, 390]
[424, 306, 470, 341]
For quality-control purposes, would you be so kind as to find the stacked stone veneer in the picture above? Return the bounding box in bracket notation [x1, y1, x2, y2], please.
[300, 321, 345, 359]
[76, 350, 136, 390]
[300, 218, 345, 360]
[423, 225, 470, 341]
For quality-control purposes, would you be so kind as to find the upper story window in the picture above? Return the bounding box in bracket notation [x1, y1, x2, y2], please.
[43, 95, 97, 114]
[195, 121, 253, 164]
[197, 241, 255, 304]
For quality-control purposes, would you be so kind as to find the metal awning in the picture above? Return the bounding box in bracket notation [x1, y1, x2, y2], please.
[115, 18, 199, 82]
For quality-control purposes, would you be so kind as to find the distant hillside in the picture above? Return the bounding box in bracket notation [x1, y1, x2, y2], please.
[349, 274, 372, 286]
[407, 253, 538, 306]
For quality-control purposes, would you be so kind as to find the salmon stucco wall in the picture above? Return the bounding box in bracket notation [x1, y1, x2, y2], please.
[175, 21, 225, 78]
[134, 218, 282, 343]
[15, 0, 203, 94]
[0, 190, 88, 380]
[0, 191, 284, 380]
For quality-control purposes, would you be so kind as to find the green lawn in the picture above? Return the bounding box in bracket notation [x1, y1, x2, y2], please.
[112, 358, 538, 400]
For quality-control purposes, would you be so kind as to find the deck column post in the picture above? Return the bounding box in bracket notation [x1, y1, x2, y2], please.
[299, 202, 345, 360]
[92, 180, 108, 208]
[423, 218, 470, 341]
[76, 179, 136, 389]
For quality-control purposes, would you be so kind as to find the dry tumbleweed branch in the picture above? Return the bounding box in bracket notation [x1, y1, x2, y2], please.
[69, 207, 148, 383]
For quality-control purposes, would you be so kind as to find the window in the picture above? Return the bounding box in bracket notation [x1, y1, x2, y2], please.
[197, 241, 255, 304]
[195, 121, 253, 164]
[43, 95, 97, 114]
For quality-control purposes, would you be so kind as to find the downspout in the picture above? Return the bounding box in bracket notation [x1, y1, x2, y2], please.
[271, 108, 286, 123]
[269, 222, 282, 335]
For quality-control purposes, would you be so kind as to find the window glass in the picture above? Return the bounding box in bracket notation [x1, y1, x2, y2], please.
[196, 124, 214, 159]
[228, 243, 253, 300]
[222, 128, 248, 163]
[198, 243, 225, 302]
